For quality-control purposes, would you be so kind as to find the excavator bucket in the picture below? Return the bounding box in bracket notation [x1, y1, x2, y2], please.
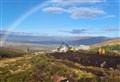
[70, 47, 74, 51]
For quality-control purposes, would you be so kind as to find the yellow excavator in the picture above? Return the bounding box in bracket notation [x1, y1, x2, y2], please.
[57, 42, 74, 52]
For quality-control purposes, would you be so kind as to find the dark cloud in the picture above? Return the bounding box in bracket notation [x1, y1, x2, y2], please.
[103, 28, 120, 31]
[59, 29, 86, 34]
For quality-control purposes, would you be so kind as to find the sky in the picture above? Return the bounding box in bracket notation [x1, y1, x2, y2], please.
[0, 0, 120, 37]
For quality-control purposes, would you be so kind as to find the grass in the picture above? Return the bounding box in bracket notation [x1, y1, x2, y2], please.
[90, 45, 120, 56]
[0, 47, 27, 58]
[0, 50, 120, 82]
[0, 53, 96, 82]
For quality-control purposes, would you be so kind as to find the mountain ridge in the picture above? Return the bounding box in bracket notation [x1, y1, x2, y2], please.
[0, 34, 114, 45]
[92, 38, 120, 47]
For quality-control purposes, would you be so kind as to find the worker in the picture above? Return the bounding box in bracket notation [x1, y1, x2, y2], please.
[98, 48, 102, 55]
[102, 49, 106, 55]
[98, 48, 106, 55]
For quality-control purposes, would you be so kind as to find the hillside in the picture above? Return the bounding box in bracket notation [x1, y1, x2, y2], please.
[2, 42, 58, 51]
[67, 36, 111, 45]
[0, 53, 95, 82]
[1, 33, 111, 45]
[92, 38, 120, 47]
[0, 47, 28, 58]
[0, 49, 120, 82]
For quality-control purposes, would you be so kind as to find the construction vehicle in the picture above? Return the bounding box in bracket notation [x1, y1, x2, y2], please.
[57, 42, 74, 52]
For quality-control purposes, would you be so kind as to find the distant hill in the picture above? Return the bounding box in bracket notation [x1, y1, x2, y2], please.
[2, 42, 58, 51]
[92, 38, 120, 47]
[1, 33, 112, 45]
[66, 36, 111, 45]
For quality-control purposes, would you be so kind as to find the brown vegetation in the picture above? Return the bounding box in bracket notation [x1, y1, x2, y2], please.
[92, 38, 120, 47]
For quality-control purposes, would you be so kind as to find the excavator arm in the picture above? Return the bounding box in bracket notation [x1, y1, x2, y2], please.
[58, 42, 74, 52]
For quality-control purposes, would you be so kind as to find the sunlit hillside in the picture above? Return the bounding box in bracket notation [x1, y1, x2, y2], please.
[0, 49, 120, 82]
[93, 38, 120, 47]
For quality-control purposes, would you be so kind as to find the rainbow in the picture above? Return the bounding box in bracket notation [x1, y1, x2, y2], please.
[1, 1, 51, 46]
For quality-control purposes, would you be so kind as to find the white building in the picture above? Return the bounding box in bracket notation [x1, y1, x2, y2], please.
[75, 45, 90, 50]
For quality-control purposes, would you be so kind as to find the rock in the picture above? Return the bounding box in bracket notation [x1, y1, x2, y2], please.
[117, 65, 120, 70]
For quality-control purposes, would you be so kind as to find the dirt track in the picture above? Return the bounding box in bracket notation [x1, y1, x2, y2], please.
[48, 51, 120, 69]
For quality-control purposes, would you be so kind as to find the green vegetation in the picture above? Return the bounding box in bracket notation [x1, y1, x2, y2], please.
[0, 49, 120, 82]
[0, 54, 96, 82]
[93, 44, 120, 52]
[0, 48, 27, 58]
[90, 45, 120, 56]
[100, 45, 120, 51]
